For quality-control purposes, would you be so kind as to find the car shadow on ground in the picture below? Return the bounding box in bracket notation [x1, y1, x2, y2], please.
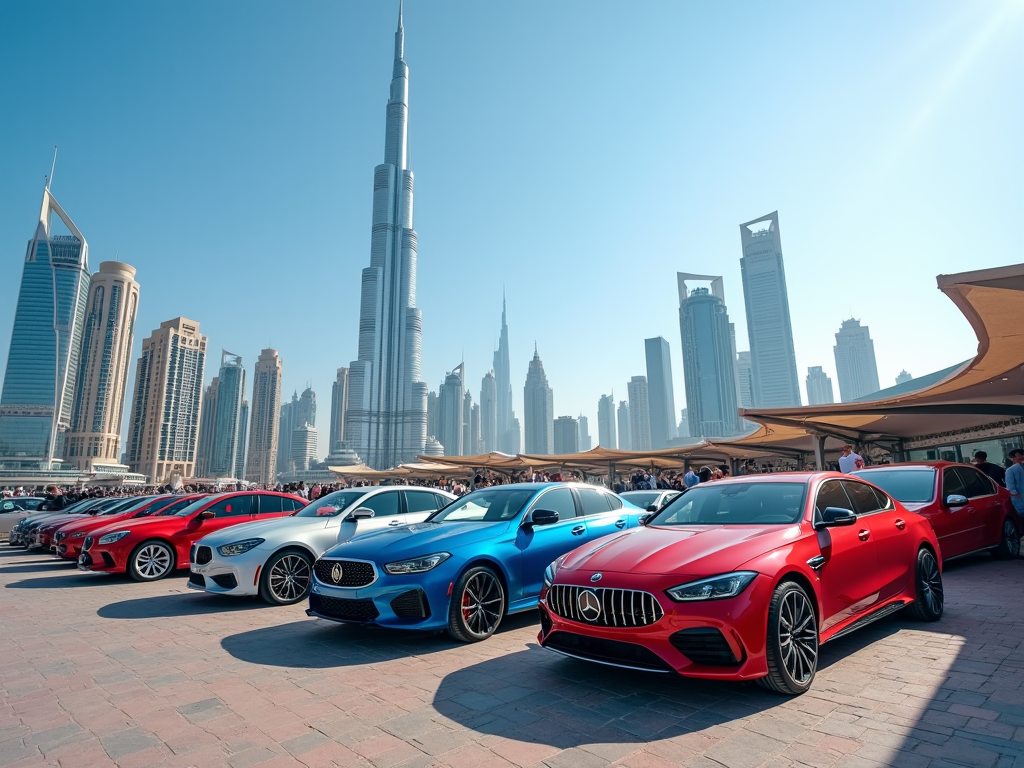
[98, 591, 272, 619]
[5, 572, 121, 589]
[0, 559, 78, 574]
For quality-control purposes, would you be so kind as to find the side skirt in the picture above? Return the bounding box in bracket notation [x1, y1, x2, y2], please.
[823, 600, 906, 643]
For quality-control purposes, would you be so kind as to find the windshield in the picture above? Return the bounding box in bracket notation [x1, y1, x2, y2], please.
[851, 468, 935, 503]
[153, 496, 200, 516]
[296, 490, 367, 517]
[651, 482, 808, 526]
[110, 496, 157, 515]
[176, 494, 227, 516]
[428, 488, 534, 523]
[622, 492, 660, 508]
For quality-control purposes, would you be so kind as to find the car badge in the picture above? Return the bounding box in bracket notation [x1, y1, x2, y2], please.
[590, 573, 602, 583]
[331, 563, 344, 584]
[577, 589, 602, 622]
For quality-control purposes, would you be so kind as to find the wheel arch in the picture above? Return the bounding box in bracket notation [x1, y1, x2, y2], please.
[772, 568, 821, 624]
[454, 557, 512, 615]
[130, 537, 179, 570]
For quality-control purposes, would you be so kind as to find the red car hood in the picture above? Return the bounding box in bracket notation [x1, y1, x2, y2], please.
[559, 524, 802, 576]
[59, 511, 137, 534]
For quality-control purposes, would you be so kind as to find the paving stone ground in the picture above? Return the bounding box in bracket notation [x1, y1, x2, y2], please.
[0, 546, 1022, 768]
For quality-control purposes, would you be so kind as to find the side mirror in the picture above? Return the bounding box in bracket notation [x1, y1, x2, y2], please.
[525, 509, 559, 528]
[946, 494, 968, 509]
[646, 503, 659, 512]
[199, 510, 215, 520]
[814, 507, 857, 530]
[639, 513, 653, 526]
[348, 507, 375, 520]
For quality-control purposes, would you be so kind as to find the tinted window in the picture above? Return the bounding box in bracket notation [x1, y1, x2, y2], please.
[622, 492, 659, 508]
[841, 481, 882, 515]
[955, 467, 995, 499]
[870, 487, 893, 511]
[359, 491, 400, 517]
[851, 469, 936, 503]
[157, 497, 201, 516]
[296, 490, 366, 517]
[815, 480, 853, 515]
[534, 488, 577, 520]
[257, 495, 284, 514]
[284, 498, 305, 512]
[210, 495, 252, 518]
[604, 492, 624, 510]
[577, 488, 612, 516]
[655, 482, 807, 525]
[404, 491, 441, 514]
[1, 501, 19, 511]
[431, 488, 534, 522]
[942, 468, 967, 500]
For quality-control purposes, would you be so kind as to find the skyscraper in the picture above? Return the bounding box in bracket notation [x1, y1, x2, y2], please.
[470, 402, 481, 456]
[196, 377, 219, 477]
[437, 364, 464, 457]
[329, 367, 349, 456]
[296, 387, 316, 431]
[245, 348, 283, 485]
[462, 391, 473, 455]
[617, 401, 632, 451]
[644, 336, 678, 448]
[895, 370, 913, 385]
[277, 391, 299, 476]
[234, 400, 248, 480]
[346, 6, 427, 469]
[736, 351, 754, 409]
[677, 274, 740, 438]
[577, 415, 592, 451]
[805, 366, 835, 405]
[627, 376, 652, 451]
[0, 181, 91, 468]
[597, 394, 617, 449]
[678, 409, 690, 438]
[739, 212, 801, 407]
[480, 371, 497, 453]
[834, 318, 881, 401]
[208, 352, 246, 478]
[553, 416, 579, 454]
[426, 390, 438, 439]
[65, 261, 140, 471]
[291, 423, 318, 471]
[493, 294, 517, 454]
[524, 348, 554, 455]
[125, 318, 207, 483]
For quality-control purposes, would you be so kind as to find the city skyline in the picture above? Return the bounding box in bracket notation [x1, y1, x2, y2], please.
[2, 2, 1021, 463]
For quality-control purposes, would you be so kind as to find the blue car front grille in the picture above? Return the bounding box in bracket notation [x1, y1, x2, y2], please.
[313, 559, 375, 588]
[309, 593, 379, 622]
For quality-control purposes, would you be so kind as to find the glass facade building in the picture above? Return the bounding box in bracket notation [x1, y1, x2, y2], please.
[208, 351, 246, 478]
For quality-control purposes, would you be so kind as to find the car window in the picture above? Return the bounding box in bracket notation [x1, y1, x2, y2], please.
[404, 491, 441, 514]
[359, 491, 400, 517]
[430, 488, 534, 522]
[655, 482, 807, 525]
[533, 488, 577, 519]
[604, 492, 624, 510]
[577, 488, 612, 516]
[156, 497, 200, 516]
[942, 468, 967, 500]
[851, 468, 935, 503]
[296, 490, 364, 517]
[623, 492, 659, 508]
[815, 480, 853, 515]
[840, 481, 883, 516]
[869, 486, 893, 511]
[954, 467, 995, 499]
[433, 493, 453, 509]
[1, 501, 19, 511]
[210, 495, 252, 518]
[257, 495, 284, 514]
[284, 498, 305, 512]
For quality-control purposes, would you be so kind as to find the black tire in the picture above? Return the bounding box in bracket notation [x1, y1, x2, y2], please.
[259, 549, 313, 605]
[127, 540, 176, 582]
[991, 518, 1021, 560]
[446, 565, 505, 643]
[758, 581, 818, 696]
[904, 548, 943, 621]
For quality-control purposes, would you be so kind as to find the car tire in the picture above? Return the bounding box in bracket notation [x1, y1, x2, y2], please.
[991, 518, 1021, 560]
[446, 565, 505, 643]
[904, 547, 944, 621]
[127, 540, 176, 582]
[259, 549, 313, 605]
[758, 581, 818, 696]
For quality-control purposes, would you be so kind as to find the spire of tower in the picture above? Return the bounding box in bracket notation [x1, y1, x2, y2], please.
[394, 0, 405, 60]
[46, 146, 57, 191]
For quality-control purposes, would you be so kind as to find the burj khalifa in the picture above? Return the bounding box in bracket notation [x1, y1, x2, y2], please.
[346, 3, 428, 469]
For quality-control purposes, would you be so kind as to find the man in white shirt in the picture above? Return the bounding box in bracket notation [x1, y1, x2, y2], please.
[838, 444, 863, 473]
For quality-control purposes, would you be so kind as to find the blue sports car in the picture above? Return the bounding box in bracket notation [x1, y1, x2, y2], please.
[307, 482, 645, 642]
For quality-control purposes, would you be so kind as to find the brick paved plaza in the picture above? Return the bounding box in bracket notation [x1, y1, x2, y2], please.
[0, 547, 1022, 768]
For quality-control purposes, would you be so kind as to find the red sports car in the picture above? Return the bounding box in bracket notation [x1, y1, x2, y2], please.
[79, 491, 305, 581]
[851, 462, 1021, 561]
[33, 496, 161, 552]
[54, 495, 205, 560]
[538, 472, 942, 696]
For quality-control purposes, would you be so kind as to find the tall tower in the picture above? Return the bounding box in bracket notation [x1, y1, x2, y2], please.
[65, 261, 140, 471]
[627, 376, 652, 451]
[126, 318, 207, 483]
[739, 212, 801, 407]
[493, 293, 517, 454]
[805, 366, 835, 405]
[480, 371, 497, 453]
[347, 4, 427, 469]
[553, 416, 579, 454]
[597, 394, 617, 449]
[246, 349, 283, 485]
[196, 377, 219, 477]
[617, 401, 632, 451]
[833, 319, 880, 401]
[277, 390, 298, 475]
[0, 181, 91, 468]
[523, 348, 554, 454]
[329, 367, 349, 455]
[235, 401, 248, 480]
[644, 336, 678, 448]
[438, 363, 464, 457]
[209, 351, 246, 478]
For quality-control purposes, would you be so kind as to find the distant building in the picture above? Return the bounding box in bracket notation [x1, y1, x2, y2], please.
[554, 416, 579, 454]
[834, 318, 880, 402]
[736, 351, 754, 409]
[125, 317, 207, 483]
[328, 367, 349, 456]
[506, 417, 521, 455]
[493, 294, 519, 454]
[65, 261, 140, 472]
[196, 377, 219, 477]
[805, 366, 835, 405]
[426, 390, 438, 441]
[678, 409, 689, 438]
[462, 392, 473, 456]
[627, 376, 652, 451]
[208, 351, 246, 478]
[895, 370, 913, 385]
[438, 364, 465, 457]
[290, 423, 317, 471]
[578, 415, 592, 451]
[245, 349, 283, 485]
[617, 401, 632, 451]
[422, 436, 444, 457]
[470, 403, 481, 455]
[480, 371, 497, 453]
[524, 347, 554, 454]
[739, 212, 801, 407]
[644, 337, 678, 448]
[597, 394, 617, 449]
[234, 400, 248, 480]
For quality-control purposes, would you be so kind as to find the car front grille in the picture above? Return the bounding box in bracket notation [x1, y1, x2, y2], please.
[390, 589, 430, 619]
[543, 631, 673, 672]
[669, 628, 742, 667]
[54, 531, 66, 542]
[189, 572, 206, 588]
[194, 546, 213, 565]
[547, 584, 664, 627]
[309, 593, 379, 622]
[82, 536, 93, 552]
[313, 559, 376, 588]
[211, 573, 237, 589]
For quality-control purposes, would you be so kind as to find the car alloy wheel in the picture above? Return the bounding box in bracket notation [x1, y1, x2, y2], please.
[760, 581, 818, 696]
[129, 541, 175, 582]
[906, 548, 944, 621]
[992, 518, 1021, 560]
[260, 551, 312, 605]
[447, 566, 505, 643]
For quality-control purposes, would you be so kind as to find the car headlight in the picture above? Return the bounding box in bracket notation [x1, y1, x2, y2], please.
[216, 538, 265, 557]
[70, 532, 85, 538]
[98, 531, 131, 545]
[665, 571, 758, 602]
[544, 554, 568, 589]
[383, 552, 451, 575]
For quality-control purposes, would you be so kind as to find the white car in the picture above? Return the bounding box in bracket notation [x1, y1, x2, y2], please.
[188, 486, 456, 605]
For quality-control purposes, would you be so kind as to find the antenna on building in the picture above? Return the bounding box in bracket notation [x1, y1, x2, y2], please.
[47, 146, 57, 191]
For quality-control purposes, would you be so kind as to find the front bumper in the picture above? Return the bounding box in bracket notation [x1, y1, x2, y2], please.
[186, 550, 260, 596]
[78, 544, 126, 573]
[307, 570, 443, 629]
[537, 573, 774, 681]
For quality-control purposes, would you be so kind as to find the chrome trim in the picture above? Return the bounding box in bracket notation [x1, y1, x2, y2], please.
[825, 600, 906, 642]
[313, 557, 379, 588]
[548, 584, 664, 627]
[806, 555, 826, 570]
[544, 646, 672, 673]
[305, 608, 377, 625]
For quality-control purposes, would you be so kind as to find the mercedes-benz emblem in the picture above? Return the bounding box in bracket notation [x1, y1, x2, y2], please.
[577, 589, 601, 622]
[331, 563, 343, 584]
[590, 573, 602, 583]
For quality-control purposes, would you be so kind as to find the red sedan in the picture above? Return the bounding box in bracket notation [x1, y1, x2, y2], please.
[539, 473, 942, 696]
[54, 495, 205, 561]
[852, 462, 1021, 561]
[79, 491, 305, 581]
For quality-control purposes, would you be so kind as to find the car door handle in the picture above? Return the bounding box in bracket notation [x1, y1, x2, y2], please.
[858, 529, 870, 541]
[571, 525, 585, 536]
[894, 518, 905, 530]
[388, 520, 402, 526]
[614, 519, 626, 528]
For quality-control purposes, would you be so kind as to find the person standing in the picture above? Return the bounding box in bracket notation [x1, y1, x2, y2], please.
[1006, 449, 1024, 516]
[838, 444, 863, 473]
[972, 451, 1006, 487]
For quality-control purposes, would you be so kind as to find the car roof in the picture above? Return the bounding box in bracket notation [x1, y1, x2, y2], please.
[854, 461, 962, 471]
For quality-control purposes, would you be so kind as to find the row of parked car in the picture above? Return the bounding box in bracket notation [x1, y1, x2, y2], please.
[5, 461, 1021, 696]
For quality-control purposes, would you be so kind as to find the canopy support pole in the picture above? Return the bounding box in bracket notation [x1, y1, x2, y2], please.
[814, 434, 827, 470]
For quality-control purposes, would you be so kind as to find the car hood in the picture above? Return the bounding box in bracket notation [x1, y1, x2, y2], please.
[321, 520, 511, 563]
[41, 515, 90, 530]
[198, 516, 331, 546]
[87, 514, 186, 539]
[59, 512, 135, 533]
[559, 524, 802, 576]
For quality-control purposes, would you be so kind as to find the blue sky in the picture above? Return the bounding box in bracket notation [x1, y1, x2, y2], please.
[1, 1, 1022, 456]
